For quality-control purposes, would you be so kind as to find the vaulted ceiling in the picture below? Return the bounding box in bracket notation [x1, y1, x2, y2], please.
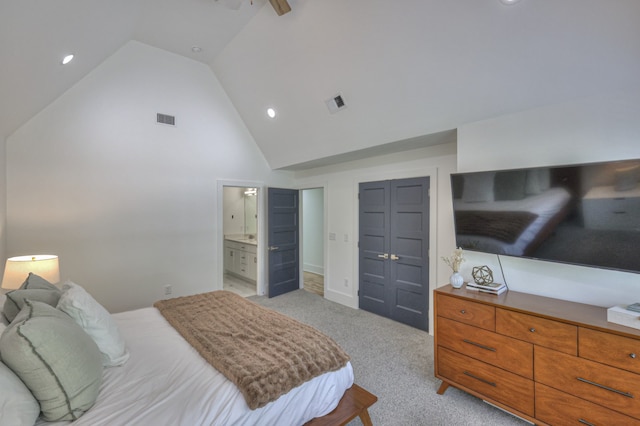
[2, 0, 639, 170]
[0, 0, 265, 140]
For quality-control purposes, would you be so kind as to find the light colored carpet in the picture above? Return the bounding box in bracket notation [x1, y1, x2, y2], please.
[249, 290, 528, 426]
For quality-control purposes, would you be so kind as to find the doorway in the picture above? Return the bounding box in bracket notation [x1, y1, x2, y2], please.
[302, 188, 324, 297]
[223, 186, 258, 297]
[358, 176, 430, 330]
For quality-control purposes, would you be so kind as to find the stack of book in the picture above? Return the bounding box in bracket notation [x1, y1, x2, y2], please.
[466, 281, 507, 295]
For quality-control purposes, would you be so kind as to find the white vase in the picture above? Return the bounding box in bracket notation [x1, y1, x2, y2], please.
[450, 272, 464, 289]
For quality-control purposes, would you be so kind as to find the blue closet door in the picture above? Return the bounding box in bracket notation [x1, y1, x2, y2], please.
[359, 177, 430, 331]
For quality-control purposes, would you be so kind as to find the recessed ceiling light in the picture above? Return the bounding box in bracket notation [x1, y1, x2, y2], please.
[266, 107, 277, 119]
[191, 46, 202, 53]
[61, 54, 74, 65]
[500, 0, 522, 4]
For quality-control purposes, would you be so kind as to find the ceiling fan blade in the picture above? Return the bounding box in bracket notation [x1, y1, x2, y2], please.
[268, 0, 291, 16]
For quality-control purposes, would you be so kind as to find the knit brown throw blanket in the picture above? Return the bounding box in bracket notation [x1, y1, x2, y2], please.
[455, 210, 538, 243]
[153, 291, 350, 410]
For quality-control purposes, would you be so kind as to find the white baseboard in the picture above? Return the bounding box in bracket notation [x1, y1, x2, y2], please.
[303, 263, 324, 276]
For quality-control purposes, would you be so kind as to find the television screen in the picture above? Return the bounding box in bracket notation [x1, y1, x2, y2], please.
[451, 159, 640, 273]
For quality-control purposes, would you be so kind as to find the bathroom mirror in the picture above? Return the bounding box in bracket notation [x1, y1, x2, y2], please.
[244, 188, 258, 236]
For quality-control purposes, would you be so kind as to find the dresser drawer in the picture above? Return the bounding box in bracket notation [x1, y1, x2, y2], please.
[437, 294, 495, 331]
[437, 346, 534, 416]
[536, 382, 640, 426]
[535, 346, 640, 419]
[496, 309, 577, 355]
[437, 317, 533, 378]
[580, 327, 640, 374]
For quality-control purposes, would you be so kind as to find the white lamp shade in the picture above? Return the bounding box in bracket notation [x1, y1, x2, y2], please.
[1, 255, 60, 290]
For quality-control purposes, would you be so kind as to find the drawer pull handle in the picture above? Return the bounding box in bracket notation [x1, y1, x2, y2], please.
[463, 371, 496, 387]
[631, 353, 637, 359]
[576, 377, 634, 398]
[529, 328, 536, 333]
[463, 339, 496, 352]
[460, 309, 466, 314]
[579, 419, 595, 426]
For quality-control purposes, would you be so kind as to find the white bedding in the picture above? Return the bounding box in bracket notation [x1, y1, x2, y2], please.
[454, 187, 571, 256]
[38, 307, 354, 426]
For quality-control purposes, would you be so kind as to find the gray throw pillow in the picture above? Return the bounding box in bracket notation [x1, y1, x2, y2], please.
[0, 294, 7, 326]
[3, 288, 62, 323]
[20, 272, 59, 290]
[461, 172, 496, 203]
[0, 300, 103, 421]
[494, 170, 527, 201]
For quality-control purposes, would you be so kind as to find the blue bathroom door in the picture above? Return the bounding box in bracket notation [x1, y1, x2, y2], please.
[267, 188, 300, 297]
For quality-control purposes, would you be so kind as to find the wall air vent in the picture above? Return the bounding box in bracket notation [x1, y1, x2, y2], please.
[325, 93, 347, 114]
[156, 113, 176, 126]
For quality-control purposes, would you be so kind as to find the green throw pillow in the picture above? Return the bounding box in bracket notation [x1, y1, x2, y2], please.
[3, 288, 61, 323]
[20, 272, 59, 290]
[0, 300, 103, 421]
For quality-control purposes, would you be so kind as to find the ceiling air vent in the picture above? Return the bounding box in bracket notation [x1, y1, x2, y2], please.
[325, 93, 347, 114]
[157, 113, 176, 126]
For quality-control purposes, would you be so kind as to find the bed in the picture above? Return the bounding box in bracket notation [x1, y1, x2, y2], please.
[1, 278, 374, 426]
[453, 170, 572, 256]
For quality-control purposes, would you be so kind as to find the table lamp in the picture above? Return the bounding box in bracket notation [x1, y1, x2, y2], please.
[1, 255, 60, 290]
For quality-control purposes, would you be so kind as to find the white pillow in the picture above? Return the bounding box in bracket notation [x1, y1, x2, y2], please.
[57, 281, 129, 367]
[0, 360, 41, 426]
[525, 169, 542, 195]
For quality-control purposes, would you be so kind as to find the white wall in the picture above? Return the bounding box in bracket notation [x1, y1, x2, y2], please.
[295, 142, 457, 331]
[302, 188, 324, 275]
[6, 41, 293, 312]
[457, 90, 640, 307]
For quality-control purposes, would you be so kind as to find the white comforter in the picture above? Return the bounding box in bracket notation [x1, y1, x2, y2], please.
[39, 307, 354, 426]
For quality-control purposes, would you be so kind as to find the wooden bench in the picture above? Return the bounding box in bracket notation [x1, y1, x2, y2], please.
[305, 383, 378, 426]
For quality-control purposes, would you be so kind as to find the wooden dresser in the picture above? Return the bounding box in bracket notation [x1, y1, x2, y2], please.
[434, 285, 640, 425]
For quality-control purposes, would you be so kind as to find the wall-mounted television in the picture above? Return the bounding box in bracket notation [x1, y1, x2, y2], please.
[451, 158, 640, 273]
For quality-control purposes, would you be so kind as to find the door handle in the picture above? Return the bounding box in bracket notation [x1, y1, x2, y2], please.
[377, 253, 389, 259]
[390, 254, 400, 261]
[268, 246, 279, 251]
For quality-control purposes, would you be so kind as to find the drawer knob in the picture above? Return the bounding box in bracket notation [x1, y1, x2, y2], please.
[460, 309, 466, 314]
[529, 328, 536, 333]
[631, 353, 637, 359]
